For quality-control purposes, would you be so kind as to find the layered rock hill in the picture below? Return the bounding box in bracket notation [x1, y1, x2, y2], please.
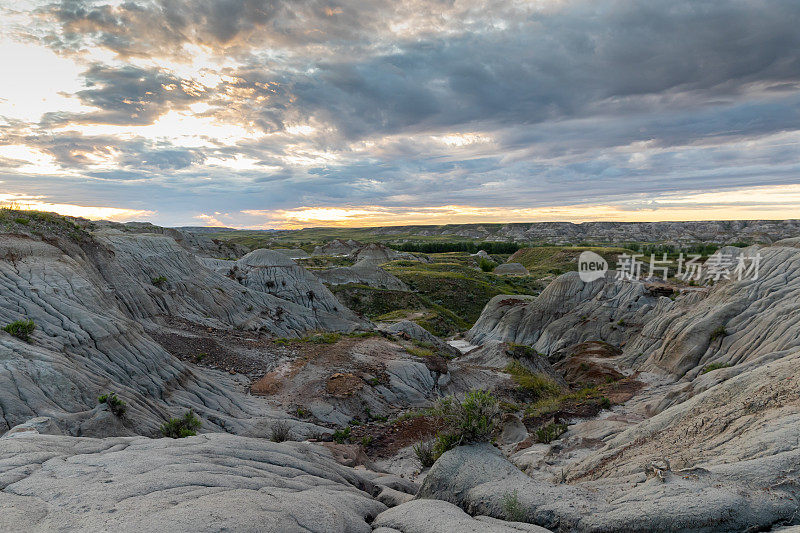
[457, 241, 800, 531]
[354, 220, 800, 244]
[0, 216, 364, 438]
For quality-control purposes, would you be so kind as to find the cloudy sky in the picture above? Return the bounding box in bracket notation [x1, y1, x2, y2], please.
[1, 0, 799, 228]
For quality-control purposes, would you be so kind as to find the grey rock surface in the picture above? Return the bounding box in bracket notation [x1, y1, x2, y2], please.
[373, 499, 551, 532]
[493, 263, 530, 276]
[419, 444, 800, 532]
[315, 259, 408, 290]
[0, 432, 385, 533]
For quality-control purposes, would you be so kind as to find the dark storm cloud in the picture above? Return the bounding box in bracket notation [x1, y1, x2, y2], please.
[4, 0, 800, 225]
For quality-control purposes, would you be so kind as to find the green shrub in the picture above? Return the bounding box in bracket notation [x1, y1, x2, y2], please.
[598, 396, 611, 409]
[270, 420, 291, 442]
[98, 392, 127, 417]
[710, 326, 727, 340]
[360, 435, 373, 447]
[535, 422, 567, 443]
[160, 410, 202, 438]
[152, 276, 167, 286]
[332, 426, 351, 444]
[702, 362, 732, 374]
[413, 439, 436, 467]
[478, 257, 496, 272]
[501, 490, 525, 522]
[3, 319, 35, 342]
[14, 217, 29, 225]
[430, 390, 500, 459]
[505, 361, 561, 400]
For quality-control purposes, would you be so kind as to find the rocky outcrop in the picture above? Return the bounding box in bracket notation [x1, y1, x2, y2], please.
[418, 444, 800, 532]
[312, 239, 364, 256]
[455, 243, 800, 530]
[272, 248, 310, 259]
[352, 243, 420, 265]
[493, 263, 529, 276]
[378, 320, 461, 358]
[373, 499, 552, 532]
[219, 249, 363, 322]
[0, 226, 362, 437]
[367, 220, 800, 245]
[0, 432, 386, 532]
[315, 259, 409, 290]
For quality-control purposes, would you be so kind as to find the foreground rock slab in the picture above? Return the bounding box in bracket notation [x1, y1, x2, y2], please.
[0, 433, 386, 533]
[419, 444, 800, 533]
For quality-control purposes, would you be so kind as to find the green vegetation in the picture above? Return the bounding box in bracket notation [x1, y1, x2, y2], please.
[523, 385, 608, 418]
[502, 490, 525, 522]
[413, 440, 436, 467]
[508, 246, 635, 278]
[429, 390, 500, 460]
[3, 319, 35, 342]
[383, 259, 540, 330]
[332, 426, 351, 444]
[160, 410, 202, 438]
[710, 326, 727, 341]
[270, 420, 291, 442]
[535, 422, 568, 443]
[151, 276, 167, 286]
[478, 257, 496, 272]
[0, 208, 90, 242]
[406, 346, 436, 358]
[98, 392, 127, 417]
[505, 361, 561, 400]
[392, 241, 520, 254]
[702, 362, 732, 374]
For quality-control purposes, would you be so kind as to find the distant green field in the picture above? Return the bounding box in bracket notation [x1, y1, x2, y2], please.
[508, 246, 636, 278]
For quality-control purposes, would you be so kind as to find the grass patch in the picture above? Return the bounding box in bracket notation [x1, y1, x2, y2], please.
[710, 326, 727, 341]
[535, 422, 568, 443]
[270, 420, 291, 442]
[505, 360, 561, 400]
[160, 410, 202, 438]
[406, 346, 436, 358]
[413, 440, 436, 467]
[98, 392, 127, 417]
[702, 362, 732, 374]
[3, 319, 35, 342]
[502, 490, 525, 522]
[151, 276, 167, 286]
[332, 426, 351, 444]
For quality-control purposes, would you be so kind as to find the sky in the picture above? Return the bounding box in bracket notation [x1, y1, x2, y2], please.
[1, 0, 800, 228]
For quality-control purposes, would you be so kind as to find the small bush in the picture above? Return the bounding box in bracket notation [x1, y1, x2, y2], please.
[160, 410, 202, 438]
[98, 392, 127, 417]
[501, 490, 525, 522]
[430, 389, 500, 459]
[3, 319, 35, 342]
[413, 440, 436, 468]
[14, 217, 29, 225]
[535, 422, 567, 444]
[702, 362, 732, 374]
[598, 396, 611, 409]
[360, 435, 373, 447]
[710, 326, 727, 340]
[478, 258, 496, 272]
[270, 420, 291, 442]
[332, 426, 351, 444]
[152, 276, 167, 286]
